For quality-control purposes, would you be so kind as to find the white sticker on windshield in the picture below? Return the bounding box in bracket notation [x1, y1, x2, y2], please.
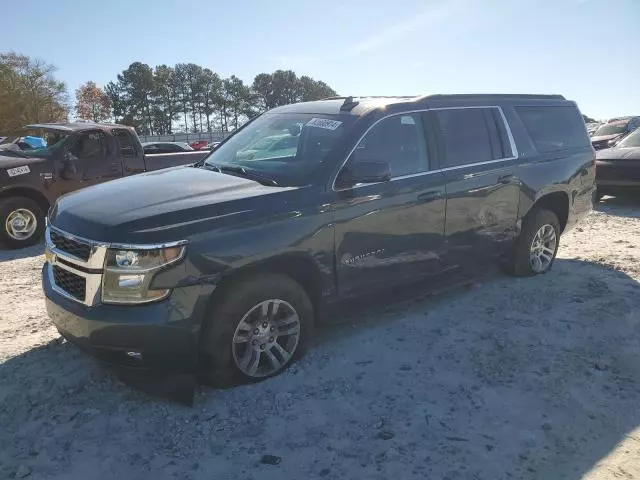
[6, 165, 30, 177]
[306, 118, 343, 131]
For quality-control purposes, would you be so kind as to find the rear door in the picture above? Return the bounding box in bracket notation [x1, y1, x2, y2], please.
[113, 128, 145, 175]
[432, 107, 520, 272]
[332, 112, 447, 297]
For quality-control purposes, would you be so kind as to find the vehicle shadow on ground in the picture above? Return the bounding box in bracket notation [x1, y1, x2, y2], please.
[1, 257, 640, 479]
[0, 241, 44, 262]
[596, 194, 640, 218]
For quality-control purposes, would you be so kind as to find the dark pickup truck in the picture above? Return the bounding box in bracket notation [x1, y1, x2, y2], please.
[43, 95, 595, 388]
[0, 122, 209, 247]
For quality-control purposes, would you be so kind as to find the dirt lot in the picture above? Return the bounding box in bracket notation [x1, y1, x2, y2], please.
[1, 198, 639, 480]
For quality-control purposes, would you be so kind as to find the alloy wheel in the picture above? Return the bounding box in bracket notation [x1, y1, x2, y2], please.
[5, 208, 37, 241]
[529, 224, 557, 273]
[232, 299, 301, 377]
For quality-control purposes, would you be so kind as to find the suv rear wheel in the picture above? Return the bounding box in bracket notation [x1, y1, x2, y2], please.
[200, 274, 314, 388]
[0, 197, 45, 249]
[512, 208, 560, 277]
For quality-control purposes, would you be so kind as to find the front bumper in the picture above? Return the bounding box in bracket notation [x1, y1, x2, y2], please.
[43, 263, 214, 372]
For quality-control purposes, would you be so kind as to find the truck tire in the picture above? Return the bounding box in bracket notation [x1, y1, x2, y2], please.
[200, 274, 314, 388]
[512, 208, 561, 277]
[0, 197, 45, 249]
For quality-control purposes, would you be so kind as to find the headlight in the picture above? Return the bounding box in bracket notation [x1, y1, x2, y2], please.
[102, 244, 186, 304]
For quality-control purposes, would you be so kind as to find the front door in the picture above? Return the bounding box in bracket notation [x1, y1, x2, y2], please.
[61, 131, 123, 191]
[431, 107, 520, 273]
[331, 112, 447, 297]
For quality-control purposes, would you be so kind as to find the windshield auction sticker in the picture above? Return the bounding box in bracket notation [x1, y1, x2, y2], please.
[306, 118, 343, 130]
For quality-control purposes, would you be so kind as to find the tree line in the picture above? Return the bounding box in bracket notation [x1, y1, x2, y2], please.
[100, 62, 337, 135]
[0, 52, 337, 136]
[0, 52, 69, 133]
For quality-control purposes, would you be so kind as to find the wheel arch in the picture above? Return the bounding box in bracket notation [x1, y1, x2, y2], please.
[525, 190, 570, 232]
[0, 186, 51, 216]
[207, 253, 325, 316]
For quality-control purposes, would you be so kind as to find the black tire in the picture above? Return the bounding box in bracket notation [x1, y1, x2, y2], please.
[0, 197, 45, 249]
[200, 273, 315, 388]
[512, 208, 561, 277]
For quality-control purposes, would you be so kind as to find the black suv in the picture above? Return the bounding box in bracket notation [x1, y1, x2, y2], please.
[42, 94, 595, 387]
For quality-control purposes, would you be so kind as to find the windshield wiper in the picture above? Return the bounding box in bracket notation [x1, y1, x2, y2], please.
[204, 164, 279, 186]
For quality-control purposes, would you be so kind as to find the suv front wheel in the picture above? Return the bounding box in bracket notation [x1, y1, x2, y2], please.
[200, 274, 314, 388]
[512, 208, 561, 277]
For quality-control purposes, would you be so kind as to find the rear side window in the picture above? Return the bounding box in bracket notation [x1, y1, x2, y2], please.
[113, 129, 137, 157]
[434, 108, 511, 167]
[516, 106, 590, 153]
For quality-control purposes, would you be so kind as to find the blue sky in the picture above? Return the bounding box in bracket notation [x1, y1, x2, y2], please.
[2, 0, 639, 120]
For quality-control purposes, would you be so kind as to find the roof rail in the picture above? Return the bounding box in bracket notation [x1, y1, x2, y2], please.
[422, 94, 566, 100]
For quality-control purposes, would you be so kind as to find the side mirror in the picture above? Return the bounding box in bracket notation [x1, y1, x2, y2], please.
[607, 138, 618, 148]
[337, 160, 392, 188]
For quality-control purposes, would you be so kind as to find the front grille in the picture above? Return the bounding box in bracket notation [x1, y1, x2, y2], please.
[53, 266, 86, 301]
[50, 230, 91, 261]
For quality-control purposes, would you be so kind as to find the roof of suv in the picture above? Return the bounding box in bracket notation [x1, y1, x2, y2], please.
[24, 122, 135, 133]
[269, 94, 568, 116]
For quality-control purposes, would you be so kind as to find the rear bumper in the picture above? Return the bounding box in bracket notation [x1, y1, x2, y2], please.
[43, 264, 214, 372]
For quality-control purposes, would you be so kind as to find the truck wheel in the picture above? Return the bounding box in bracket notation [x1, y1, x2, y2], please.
[0, 197, 45, 249]
[512, 208, 560, 277]
[200, 274, 314, 388]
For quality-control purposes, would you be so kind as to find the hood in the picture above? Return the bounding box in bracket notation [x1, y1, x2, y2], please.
[49, 166, 296, 243]
[0, 153, 48, 169]
[596, 146, 640, 160]
[591, 133, 621, 143]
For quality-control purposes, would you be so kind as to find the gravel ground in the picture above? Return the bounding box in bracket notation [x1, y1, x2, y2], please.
[1, 197, 639, 480]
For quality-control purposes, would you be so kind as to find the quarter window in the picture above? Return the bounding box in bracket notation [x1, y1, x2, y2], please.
[349, 113, 429, 178]
[516, 106, 590, 153]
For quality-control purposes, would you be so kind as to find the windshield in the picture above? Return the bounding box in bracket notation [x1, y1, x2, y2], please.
[2, 130, 70, 157]
[618, 128, 640, 147]
[594, 121, 628, 136]
[203, 113, 355, 186]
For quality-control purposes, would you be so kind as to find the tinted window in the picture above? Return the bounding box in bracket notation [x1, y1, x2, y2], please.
[113, 129, 136, 157]
[434, 108, 494, 167]
[349, 113, 428, 178]
[71, 132, 107, 160]
[516, 106, 590, 152]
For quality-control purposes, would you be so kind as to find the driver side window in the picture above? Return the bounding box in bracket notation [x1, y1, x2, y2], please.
[70, 132, 108, 161]
[348, 113, 429, 178]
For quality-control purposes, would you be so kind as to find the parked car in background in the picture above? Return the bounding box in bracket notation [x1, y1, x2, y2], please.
[586, 122, 602, 136]
[142, 142, 193, 154]
[595, 127, 640, 200]
[0, 123, 209, 248]
[591, 116, 640, 149]
[190, 140, 209, 150]
[42, 94, 594, 387]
